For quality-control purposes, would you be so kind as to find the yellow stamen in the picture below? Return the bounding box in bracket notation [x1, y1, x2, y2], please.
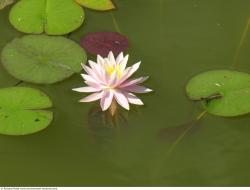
[105, 65, 122, 78]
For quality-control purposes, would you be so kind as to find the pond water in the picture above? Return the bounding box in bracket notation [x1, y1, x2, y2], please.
[1, 0, 250, 186]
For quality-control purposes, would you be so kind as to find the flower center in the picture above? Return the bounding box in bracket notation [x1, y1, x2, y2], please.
[105, 65, 122, 78]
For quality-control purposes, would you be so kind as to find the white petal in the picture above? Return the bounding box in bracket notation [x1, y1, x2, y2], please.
[126, 93, 144, 105]
[108, 51, 116, 66]
[104, 58, 113, 69]
[119, 54, 129, 72]
[81, 74, 98, 84]
[120, 76, 149, 88]
[118, 61, 141, 85]
[108, 71, 118, 86]
[88, 60, 102, 75]
[79, 92, 103, 102]
[100, 90, 114, 111]
[72, 86, 101, 93]
[116, 52, 124, 64]
[82, 64, 102, 83]
[88, 60, 97, 67]
[104, 70, 111, 85]
[114, 90, 130, 110]
[97, 55, 105, 65]
[125, 85, 153, 93]
[81, 64, 92, 74]
[84, 81, 103, 89]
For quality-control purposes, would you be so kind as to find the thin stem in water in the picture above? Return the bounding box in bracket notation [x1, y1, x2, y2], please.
[231, 16, 250, 68]
[110, 12, 122, 33]
[151, 110, 207, 182]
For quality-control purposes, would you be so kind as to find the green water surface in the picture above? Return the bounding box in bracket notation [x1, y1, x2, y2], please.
[1, 0, 250, 186]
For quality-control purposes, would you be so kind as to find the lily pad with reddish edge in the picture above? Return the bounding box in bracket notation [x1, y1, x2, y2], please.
[80, 32, 129, 57]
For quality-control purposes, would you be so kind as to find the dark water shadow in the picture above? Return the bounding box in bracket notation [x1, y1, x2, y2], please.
[158, 118, 204, 143]
[86, 106, 129, 144]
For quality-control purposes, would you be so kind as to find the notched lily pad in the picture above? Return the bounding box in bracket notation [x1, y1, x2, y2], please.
[0, 87, 53, 135]
[75, 0, 115, 11]
[1, 35, 87, 84]
[9, 0, 84, 35]
[186, 70, 250, 117]
[0, 0, 15, 10]
[80, 32, 129, 57]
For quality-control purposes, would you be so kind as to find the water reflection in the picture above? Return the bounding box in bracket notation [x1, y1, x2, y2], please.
[86, 106, 128, 144]
[159, 119, 203, 143]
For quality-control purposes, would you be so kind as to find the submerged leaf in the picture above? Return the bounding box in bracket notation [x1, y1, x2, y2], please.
[1, 35, 87, 84]
[0, 0, 15, 10]
[0, 87, 53, 135]
[186, 70, 250, 117]
[9, 0, 84, 35]
[75, 0, 115, 11]
[80, 32, 129, 57]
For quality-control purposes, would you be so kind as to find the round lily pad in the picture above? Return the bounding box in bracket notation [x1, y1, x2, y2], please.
[186, 70, 250, 117]
[9, 0, 84, 35]
[80, 32, 129, 57]
[1, 35, 87, 84]
[75, 0, 115, 11]
[0, 87, 53, 135]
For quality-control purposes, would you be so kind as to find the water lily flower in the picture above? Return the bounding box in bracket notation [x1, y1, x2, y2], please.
[73, 51, 152, 113]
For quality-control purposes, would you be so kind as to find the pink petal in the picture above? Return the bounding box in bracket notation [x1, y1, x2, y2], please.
[125, 85, 152, 93]
[108, 71, 118, 86]
[81, 64, 92, 74]
[82, 64, 102, 83]
[97, 55, 105, 65]
[81, 74, 98, 84]
[120, 76, 149, 88]
[72, 86, 101, 93]
[118, 62, 141, 85]
[116, 52, 124, 64]
[79, 92, 103, 102]
[85, 81, 103, 89]
[95, 67, 106, 83]
[100, 90, 114, 111]
[104, 58, 112, 68]
[119, 54, 129, 72]
[114, 90, 130, 110]
[104, 70, 111, 85]
[126, 93, 144, 105]
[108, 51, 116, 66]
[88, 60, 102, 76]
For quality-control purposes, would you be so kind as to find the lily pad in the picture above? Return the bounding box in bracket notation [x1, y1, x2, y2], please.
[75, 0, 115, 11]
[80, 32, 129, 57]
[186, 70, 250, 117]
[1, 35, 87, 84]
[0, 0, 15, 10]
[0, 87, 53, 135]
[9, 0, 84, 35]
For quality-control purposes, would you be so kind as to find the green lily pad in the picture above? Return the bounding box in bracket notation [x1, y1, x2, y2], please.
[0, 0, 15, 10]
[1, 35, 87, 84]
[0, 87, 53, 135]
[75, 0, 115, 11]
[186, 70, 250, 117]
[9, 0, 84, 35]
